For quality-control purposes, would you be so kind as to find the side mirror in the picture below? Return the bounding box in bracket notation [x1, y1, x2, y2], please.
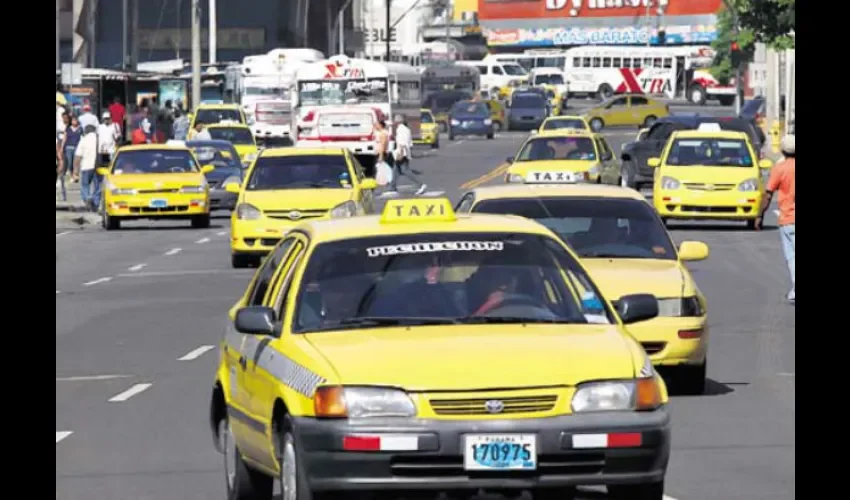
[234, 306, 278, 336]
[678, 241, 709, 262]
[361, 178, 378, 190]
[759, 159, 773, 170]
[647, 157, 661, 168]
[505, 156, 514, 164]
[201, 164, 215, 174]
[602, 152, 613, 161]
[225, 182, 241, 194]
[529, 130, 538, 135]
[615, 293, 659, 325]
[96, 167, 109, 176]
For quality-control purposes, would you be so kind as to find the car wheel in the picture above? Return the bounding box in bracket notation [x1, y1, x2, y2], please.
[191, 214, 211, 229]
[674, 360, 707, 395]
[688, 85, 707, 105]
[231, 254, 254, 269]
[597, 83, 614, 100]
[718, 95, 735, 106]
[643, 115, 657, 128]
[438, 122, 447, 133]
[746, 219, 758, 230]
[102, 212, 120, 231]
[492, 121, 502, 132]
[487, 133, 495, 140]
[590, 118, 604, 131]
[222, 414, 274, 500]
[448, 132, 455, 141]
[431, 140, 439, 149]
[608, 480, 665, 500]
[277, 415, 327, 500]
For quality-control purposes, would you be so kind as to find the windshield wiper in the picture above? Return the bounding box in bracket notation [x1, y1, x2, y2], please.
[337, 316, 460, 327]
[460, 316, 575, 324]
[581, 252, 630, 258]
[289, 181, 339, 188]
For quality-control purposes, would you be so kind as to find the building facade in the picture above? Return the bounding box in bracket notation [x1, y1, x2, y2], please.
[479, 0, 721, 50]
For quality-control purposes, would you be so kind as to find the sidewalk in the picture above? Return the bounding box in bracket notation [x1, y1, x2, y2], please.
[56, 181, 100, 230]
[56, 181, 86, 211]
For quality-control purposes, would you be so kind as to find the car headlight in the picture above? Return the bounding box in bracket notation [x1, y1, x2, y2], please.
[483, 118, 493, 125]
[235, 203, 261, 220]
[587, 164, 600, 175]
[111, 187, 136, 195]
[660, 176, 680, 190]
[314, 386, 416, 418]
[329, 200, 358, 218]
[180, 184, 206, 193]
[571, 377, 662, 412]
[506, 173, 524, 183]
[737, 178, 759, 192]
[656, 297, 704, 317]
[450, 119, 460, 126]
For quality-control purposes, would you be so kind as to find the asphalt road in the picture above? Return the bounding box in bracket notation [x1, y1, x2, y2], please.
[56, 103, 794, 500]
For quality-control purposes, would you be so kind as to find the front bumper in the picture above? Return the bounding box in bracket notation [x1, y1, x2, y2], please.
[104, 194, 209, 219]
[414, 131, 439, 145]
[449, 124, 492, 137]
[626, 316, 709, 366]
[209, 189, 237, 211]
[296, 139, 377, 156]
[508, 117, 545, 130]
[231, 216, 325, 253]
[293, 408, 670, 492]
[654, 190, 762, 220]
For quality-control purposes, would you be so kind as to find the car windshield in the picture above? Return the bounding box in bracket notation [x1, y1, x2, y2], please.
[292, 232, 613, 333]
[543, 119, 588, 131]
[111, 150, 199, 174]
[517, 137, 597, 162]
[246, 155, 351, 190]
[420, 111, 434, 123]
[207, 127, 255, 145]
[534, 74, 565, 85]
[503, 64, 527, 76]
[512, 95, 546, 108]
[194, 108, 242, 126]
[188, 145, 241, 174]
[451, 102, 489, 117]
[472, 198, 676, 260]
[666, 138, 754, 167]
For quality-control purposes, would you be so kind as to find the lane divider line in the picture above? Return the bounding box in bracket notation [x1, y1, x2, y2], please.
[216, 231, 226, 236]
[128, 263, 147, 272]
[459, 162, 510, 190]
[178, 345, 216, 361]
[196, 237, 211, 244]
[164, 248, 182, 256]
[56, 231, 71, 237]
[83, 277, 112, 286]
[57, 374, 133, 382]
[56, 431, 73, 443]
[117, 269, 252, 278]
[108, 383, 152, 402]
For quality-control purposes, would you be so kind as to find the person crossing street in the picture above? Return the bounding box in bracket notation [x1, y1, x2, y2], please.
[756, 135, 795, 303]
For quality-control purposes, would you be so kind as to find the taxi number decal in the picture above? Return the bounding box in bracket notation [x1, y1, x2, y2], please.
[366, 241, 504, 257]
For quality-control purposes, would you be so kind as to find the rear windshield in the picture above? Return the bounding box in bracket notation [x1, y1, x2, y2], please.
[517, 137, 596, 162]
[194, 108, 243, 126]
[451, 102, 489, 116]
[208, 127, 255, 145]
[512, 95, 546, 108]
[246, 155, 351, 190]
[543, 118, 588, 131]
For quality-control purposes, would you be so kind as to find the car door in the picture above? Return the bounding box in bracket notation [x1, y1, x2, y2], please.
[627, 96, 652, 126]
[602, 96, 630, 126]
[231, 238, 296, 459]
[348, 153, 375, 213]
[595, 137, 618, 184]
[634, 123, 675, 177]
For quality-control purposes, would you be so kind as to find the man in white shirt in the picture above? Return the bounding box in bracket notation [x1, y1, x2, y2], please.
[74, 125, 101, 211]
[97, 111, 121, 164]
[388, 114, 426, 195]
[78, 104, 100, 130]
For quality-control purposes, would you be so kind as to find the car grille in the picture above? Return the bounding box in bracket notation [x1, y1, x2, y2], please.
[129, 205, 189, 214]
[207, 180, 221, 189]
[683, 183, 735, 191]
[264, 209, 327, 220]
[679, 205, 738, 213]
[641, 342, 667, 355]
[243, 237, 281, 247]
[137, 188, 179, 194]
[429, 395, 557, 416]
[390, 453, 607, 478]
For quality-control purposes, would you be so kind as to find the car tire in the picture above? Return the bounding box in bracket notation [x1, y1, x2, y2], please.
[746, 219, 758, 230]
[487, 133, 495, 140]
[590, 118, 604, 132]
[191, 214, 211, 229]
[492, 121, 502, 132]
[620, 162, 637, 189]
[674, 360, 707, 395]
[718, 95, 735, 106]
[102, 212, 120, 231]
[431, 140, 439, 149]
[221, 414, 274, 500]
[276, 415, 327, 500]
[688, 85, 707, 105]
[597, 83, 614, 101]
[608, 480, 665, 500]
[643, 115, 657, 128]
[448, 132, 455, 141]
[231, 254, 254, 269]
[534, 486, 578, 499]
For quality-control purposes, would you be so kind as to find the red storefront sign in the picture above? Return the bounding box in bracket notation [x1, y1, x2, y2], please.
[478, 0, 722, 21]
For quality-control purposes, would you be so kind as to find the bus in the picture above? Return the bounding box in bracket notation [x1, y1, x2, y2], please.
[292, 55, 422, 170]
[420, 64, 480, 102]
[484, 49, 569, 72]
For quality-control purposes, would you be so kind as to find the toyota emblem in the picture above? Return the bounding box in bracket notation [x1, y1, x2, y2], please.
[288, 211, 302, 220]
[484, 400, 505, 414]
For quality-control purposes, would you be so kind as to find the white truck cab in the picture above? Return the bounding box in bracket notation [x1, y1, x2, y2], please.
[458, 58, 528, 95]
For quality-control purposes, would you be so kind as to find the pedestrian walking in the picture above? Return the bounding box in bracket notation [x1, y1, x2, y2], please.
[172, 107, 190, 141]
[74, 125, 100, 211]
[131, 118, 158, 144]
[108, 96, 126, 136]
[388, 114, 427, 195]
[78, 104, 100, 130]
[157, 99, 175, 140]
[755, 135, 795, 303]
[188, 121, 212, 141]
[62, 115, 83, 181]
[97, 111, 121, 165]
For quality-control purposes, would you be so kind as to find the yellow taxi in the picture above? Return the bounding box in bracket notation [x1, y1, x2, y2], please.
[414, 108, 439, 149]
[226, 147, 378, 268]
[190, 103, 247, 129]
[649, 129, 773, 229]
[97, 144, 214, 230]
[456, 184, 711, 394]
[583, 94, 669, 132]
[505, 129, 619, 185]
[499, 77, 528, 100]
[483, 99, 507, 132]
[206, 122, 259, 163]
[209, 197, 671, 500]
[535, 115, 592, 134]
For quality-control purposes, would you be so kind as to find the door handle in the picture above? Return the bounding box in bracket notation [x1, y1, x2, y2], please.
[238, 356, 247, 370]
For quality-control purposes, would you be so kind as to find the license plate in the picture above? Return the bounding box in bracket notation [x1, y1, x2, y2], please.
[463, 434, 537, 471]
[149, 199, 168, 208]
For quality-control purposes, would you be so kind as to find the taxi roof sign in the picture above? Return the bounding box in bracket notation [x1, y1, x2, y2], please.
[697, 123, 722, 132]
[380, 198, 456, 224]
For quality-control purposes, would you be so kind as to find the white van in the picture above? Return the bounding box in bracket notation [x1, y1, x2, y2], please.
[458, 60, 528, 95]
[528, 67, 569, 98]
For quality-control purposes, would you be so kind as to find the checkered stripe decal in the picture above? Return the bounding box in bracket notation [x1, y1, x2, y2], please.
[257, 347, 326, 397]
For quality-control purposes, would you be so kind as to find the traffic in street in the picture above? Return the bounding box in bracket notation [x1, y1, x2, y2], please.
[56, 98, 794, 500]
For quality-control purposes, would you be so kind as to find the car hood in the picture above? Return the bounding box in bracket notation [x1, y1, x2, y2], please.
[580, 259, 685, 300]
[662, 165, 759, 185]
[306, 325, 636, 390]
[242, 189, 352, 211]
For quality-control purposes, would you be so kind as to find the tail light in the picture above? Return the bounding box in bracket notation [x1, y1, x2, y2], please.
[302, 111, 315, 123]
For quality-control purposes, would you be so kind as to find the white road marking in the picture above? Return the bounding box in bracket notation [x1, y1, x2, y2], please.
[165, 247, 182, 256]
[196, 237, 211, 244]
[83, 277, 112, 286]
[777, 372, 795, 377]
[128, 263, 147, 272]
[108, 383, 152, 402]
[454, 140, 465, 145]
[117, 269, 252, 278]
[57, 374, 133, 382]
[216, 231, 226, 236]
[178, 345, 216, 361]
[56, 431, 73, 443]
[56, 231, 71, 237]
[663, 496, 680, 500]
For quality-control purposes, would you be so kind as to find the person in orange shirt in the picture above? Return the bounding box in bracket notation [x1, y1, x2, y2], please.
[756, 135, 795, 302]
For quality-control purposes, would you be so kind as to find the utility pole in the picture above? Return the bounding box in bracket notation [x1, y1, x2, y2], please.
[191, 0, 201, 111]
[130, 0, 139, 71]
[385, 0, 392, 62]
[56, 0, 60, 71]
[445, 1, 451, 55]
[723, 0, 743, 115]
[122, 0, 128, 69]
[208, 0, 217, 64]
